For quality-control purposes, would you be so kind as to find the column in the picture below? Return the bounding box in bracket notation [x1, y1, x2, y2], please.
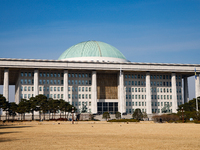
[34, 69, 39, 96]
[171, 73, 178, 113]
[91, 71, 97, 114]
[146, 72, 151, 114]
[119, 70, 125, 114]
[184, 77, 189, 103]
[63, 70, 69, 102]
[3, 68, 9, 101]
[15, 74, 21, 104]
[195, 74, 200, 98]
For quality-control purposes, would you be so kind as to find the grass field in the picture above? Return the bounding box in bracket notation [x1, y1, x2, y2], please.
[0, 121, 200, 150]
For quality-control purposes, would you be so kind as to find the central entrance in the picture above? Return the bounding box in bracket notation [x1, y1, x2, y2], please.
[97, 102, 118, 114]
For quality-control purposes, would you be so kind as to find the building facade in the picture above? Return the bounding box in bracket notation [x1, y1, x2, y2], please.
[0, 41, 200, 115]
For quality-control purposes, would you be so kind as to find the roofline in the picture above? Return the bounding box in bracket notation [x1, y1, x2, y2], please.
[0, 58, 200, 67]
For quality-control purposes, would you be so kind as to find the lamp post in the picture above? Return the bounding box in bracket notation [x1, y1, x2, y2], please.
[72, 107, 74, 124]
[181, 107, 184, 123]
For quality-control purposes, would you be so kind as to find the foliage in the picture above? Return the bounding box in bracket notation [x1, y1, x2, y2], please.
[132, 109, 143, 120]
[107, 119, 139, 122]
[177, 97, 200, 121]
[115, 111, 121, 119]
[102, 112, 110, 121]
[152, 114, 179, 123]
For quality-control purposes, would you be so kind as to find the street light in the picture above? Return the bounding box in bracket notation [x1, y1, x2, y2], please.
[72, 107, 74, 124]
[181, 107, 184, 123]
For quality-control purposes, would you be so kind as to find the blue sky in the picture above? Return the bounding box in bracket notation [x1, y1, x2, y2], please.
[0, 0, 200, 100]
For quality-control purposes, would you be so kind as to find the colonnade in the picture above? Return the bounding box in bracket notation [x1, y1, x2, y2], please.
[1, 68, 200, 114]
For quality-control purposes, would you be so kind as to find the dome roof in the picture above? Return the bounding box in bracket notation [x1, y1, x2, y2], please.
[58, 41, 128, 62]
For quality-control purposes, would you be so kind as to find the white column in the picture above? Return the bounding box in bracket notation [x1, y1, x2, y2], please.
[195, 74, 200, 98]
[172, 73, 178, 113]
[3, 69, 9, 102]
[91, 71, 97, 114]
[119, 70, 125, 114]
[64, 70, 69, 102]
[184, 77, 189, 103]
[146, 72, 151, 114]
[34, 69, 39, 96]
[15, 73, 21, 104]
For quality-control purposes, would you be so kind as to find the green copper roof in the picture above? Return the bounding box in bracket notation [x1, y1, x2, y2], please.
[58, 41, 127, 60]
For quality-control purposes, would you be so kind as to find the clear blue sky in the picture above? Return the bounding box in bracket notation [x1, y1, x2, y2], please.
[0, 0, 199, 100]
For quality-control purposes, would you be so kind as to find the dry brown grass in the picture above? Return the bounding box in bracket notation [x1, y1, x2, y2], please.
[0, 121, 200, 150]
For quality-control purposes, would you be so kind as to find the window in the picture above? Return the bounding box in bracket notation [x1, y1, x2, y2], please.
[24, 86, 27, 91]
[61, 87, 63, 91]
[58, 80, 60, 84]
[39, 87, 42, 91]
[47, 80, 49, 84]
[28, 79, 31, 84]
[82, 87, 84, 92]
[58, 87, 60, 91]
[54, 87, 56, 91]
[28, 87, 30, 91]
[50, 80, 53, 84]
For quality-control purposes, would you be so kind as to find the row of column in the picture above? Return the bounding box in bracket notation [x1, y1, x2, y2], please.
[2, 68, 200, 114]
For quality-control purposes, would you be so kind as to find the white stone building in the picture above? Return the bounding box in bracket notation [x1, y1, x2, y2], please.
[0, 41, 200, 115]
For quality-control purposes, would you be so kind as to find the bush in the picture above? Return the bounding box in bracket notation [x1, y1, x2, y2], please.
[152, 114, 179, 123]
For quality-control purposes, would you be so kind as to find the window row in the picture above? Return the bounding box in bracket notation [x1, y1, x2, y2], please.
[71, 101, 92, 107]
[68, 94, 91, 99]
[125, 81, 146, 86]
[21, 93, 64, 99]
[69, 87, 91, 92]
[126, 95, 146, 99]
[125, 74, 145, 79]
[126, 108, 146, 114]
[126, 87, 146, 93]
[126, 101, 146, 107]
[68, 73, 91, 78]
[68, 80, 91, 85]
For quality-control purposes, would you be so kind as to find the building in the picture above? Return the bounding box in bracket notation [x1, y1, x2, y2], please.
[0, 41, 200, 115]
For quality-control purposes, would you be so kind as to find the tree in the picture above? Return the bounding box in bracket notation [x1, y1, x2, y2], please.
[132, 109, 143, 120]
[102, 112, 110, 121]
[2, 101, 10, 120]
[29, 97, 39, 120]
[17, 99, 28, 120]
[35, 94, 48, 120]
[59, 99, 67, 119]
[0, 94, 7, 120]
[143, 112, 148, 119]
[115, 111, 121, 119]
[39, 98, 48, 120]
[9, 102, 18, 120]
[177, 97, 200, 121]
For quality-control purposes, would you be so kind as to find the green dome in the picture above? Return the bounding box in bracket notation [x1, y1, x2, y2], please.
[58, 41, 127, 61]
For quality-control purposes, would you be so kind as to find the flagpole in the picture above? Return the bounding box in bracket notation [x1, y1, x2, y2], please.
[195, 68, 198, 112]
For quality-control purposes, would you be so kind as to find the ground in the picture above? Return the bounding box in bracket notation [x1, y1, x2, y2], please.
[0, 121, 200, 150]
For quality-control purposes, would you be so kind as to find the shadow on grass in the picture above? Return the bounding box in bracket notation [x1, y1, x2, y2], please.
[0, 125, 33, 143]
[0, 138, 18, 142]
[0, 125, 33, 129]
